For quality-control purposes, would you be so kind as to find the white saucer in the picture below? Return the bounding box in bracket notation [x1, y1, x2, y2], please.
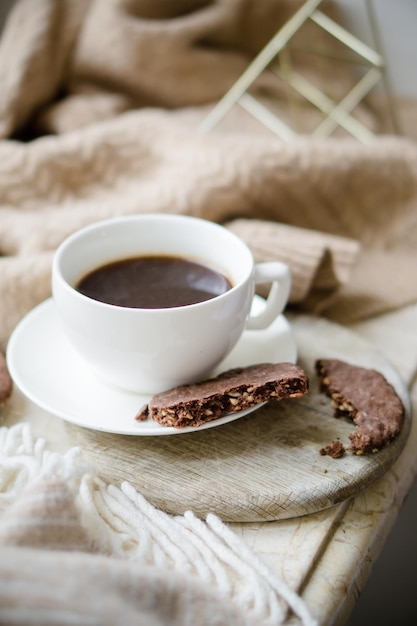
[6, 297, 297, 436]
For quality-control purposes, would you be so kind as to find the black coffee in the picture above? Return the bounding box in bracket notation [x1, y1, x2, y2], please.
[75, 255, 232, 309]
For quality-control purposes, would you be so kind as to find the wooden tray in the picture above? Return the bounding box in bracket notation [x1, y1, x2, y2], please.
[67, 315, 411, 522]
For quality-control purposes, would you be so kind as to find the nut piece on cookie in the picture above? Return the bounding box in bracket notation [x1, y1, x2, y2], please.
[137, 362, 309, 428]
[0, 351, 13, 408]
[315, 359, 405, 455]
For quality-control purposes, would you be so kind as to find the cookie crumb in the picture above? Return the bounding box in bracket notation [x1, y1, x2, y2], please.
[135, 404, 149, 421]
[319, 440, 345, 458]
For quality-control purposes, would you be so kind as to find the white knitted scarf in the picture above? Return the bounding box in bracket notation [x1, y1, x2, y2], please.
[0, 422, 317, 626]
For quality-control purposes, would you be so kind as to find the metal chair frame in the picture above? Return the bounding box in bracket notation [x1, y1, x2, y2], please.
[199, 0, 399, 141]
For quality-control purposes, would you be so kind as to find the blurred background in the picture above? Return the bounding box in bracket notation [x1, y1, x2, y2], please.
[337, 0, 417, 99]
[1, 0, 416, 99]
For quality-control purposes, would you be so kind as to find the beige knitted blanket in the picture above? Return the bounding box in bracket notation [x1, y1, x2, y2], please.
[1, 1, 417, 624]
[1, 0, 417, 350]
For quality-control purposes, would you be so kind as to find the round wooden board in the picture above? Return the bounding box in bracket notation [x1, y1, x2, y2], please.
[67, 315, 411, 522]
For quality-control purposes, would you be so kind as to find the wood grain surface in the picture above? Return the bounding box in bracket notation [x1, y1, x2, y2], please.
[67, 314, 411, 522]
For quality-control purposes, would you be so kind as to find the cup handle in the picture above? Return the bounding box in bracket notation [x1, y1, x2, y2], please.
[245, 262, 291, 330]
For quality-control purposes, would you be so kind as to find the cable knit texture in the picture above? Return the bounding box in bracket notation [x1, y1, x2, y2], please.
[0, 0, 416, 351]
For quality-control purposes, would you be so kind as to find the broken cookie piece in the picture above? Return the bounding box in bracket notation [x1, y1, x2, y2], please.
[319, 440, 345, 459]
[137, 362, 309, 428]
[0, 351, 13, 408]
[316, 359, 405, 455]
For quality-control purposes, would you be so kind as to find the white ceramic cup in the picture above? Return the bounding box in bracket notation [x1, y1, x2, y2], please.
[52, 214, 291, 393]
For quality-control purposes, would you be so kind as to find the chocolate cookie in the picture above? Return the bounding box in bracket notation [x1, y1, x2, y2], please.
[0, 351, 13, 408]
[137, 362, 309, 428]
[316, 359, 405, 454]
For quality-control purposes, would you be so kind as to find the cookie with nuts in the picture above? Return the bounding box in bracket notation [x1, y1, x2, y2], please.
[136, 362, 309, 428]
[0, 351, 13, 408]
[316, 359, 405, 455]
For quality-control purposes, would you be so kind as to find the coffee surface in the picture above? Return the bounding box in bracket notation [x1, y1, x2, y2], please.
[76, 255, 232, 308]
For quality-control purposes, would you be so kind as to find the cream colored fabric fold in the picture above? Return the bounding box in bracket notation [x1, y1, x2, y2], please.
[1, 107, 417, 350]
[226, 219, 360, 305]
[0, 546, 257, 626]
[0, 0, 308, 138]
[0, 0, 416, 341]
[0, 0, 88, 138]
